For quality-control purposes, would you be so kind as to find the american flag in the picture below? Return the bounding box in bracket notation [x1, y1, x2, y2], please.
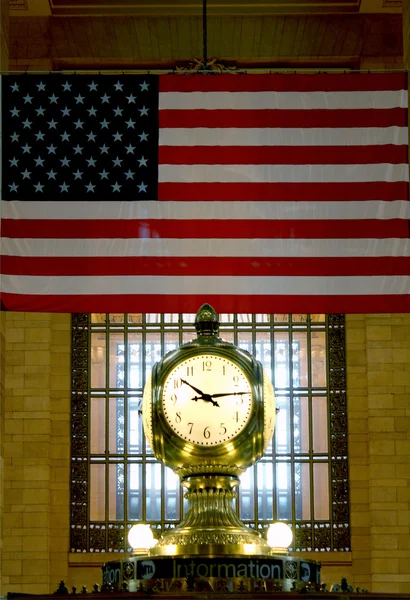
[1, 73, 409, 313]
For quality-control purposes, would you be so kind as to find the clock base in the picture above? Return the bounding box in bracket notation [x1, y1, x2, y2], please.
[150, 474, 271, 557]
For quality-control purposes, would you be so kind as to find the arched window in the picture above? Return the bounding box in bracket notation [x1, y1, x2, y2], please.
[71, 312, 349, 553]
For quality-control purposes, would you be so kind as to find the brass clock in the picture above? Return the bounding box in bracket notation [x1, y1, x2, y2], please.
[142, 304, 275, 556]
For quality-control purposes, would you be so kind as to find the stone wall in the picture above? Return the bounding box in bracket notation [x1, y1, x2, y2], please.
[347, 314, 410, 593]
[1, 313, 410, 593]
[2, 313, 71, 594]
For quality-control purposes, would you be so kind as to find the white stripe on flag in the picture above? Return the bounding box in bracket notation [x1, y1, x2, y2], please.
[159, 127, 407, 147]
[159, 164, 409, 183]
[2, 200, 409, 220]
[159, 90, 408, 110]
[1, 274, 409, 296]
[3, 238, 410, 258]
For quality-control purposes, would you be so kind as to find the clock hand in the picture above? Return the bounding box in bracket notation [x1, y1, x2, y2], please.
[180, 378, 206, 397]
[191, 395, 220, 407]
[210, 391, 251, 399]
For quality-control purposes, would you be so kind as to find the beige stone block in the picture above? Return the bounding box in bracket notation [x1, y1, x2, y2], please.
[352, 558, 371, 575]
[372, 533, 399, 550]
[350, 535, 371, 551]
[392, 326, 410, 341]
[367, 348, 393, 363]
[396, 440, 410, 455]
[4, 420, 24, 435]
[51, 353, 71, 368]
[24, 373, 50, 389]
[393, 348, 410, 363]
[346, 373, 367, 389]
[23, 420, 50, 435]
[22, 559, 49, 576]
[22, 488, 50, 505]
[368, 393, 394, 409]
[24, 350, 51, 367]
[51, 375, 70, 391]
[371, 511, 398, 527]
[22, 512, 49, 528]
[24, 327, 51, 343]
[367, 371, 394, 388]
[22, 536, 49, 552]
[4, 442, 23, 458]
[370, 487, 397, 503]
[346, 328, 366, 344]
[2, 560, 22, 576]
[367, 325, 391, 341]
[51, 329, 70, 345]
[24, 396, 50, 412]
[368, 417, 394, 432]
[398, 488, 410, 502]
[23, 442, 50, 458]
[351, 512, 370, 527]
[349, 465, 369, 480]
[393, 371, 410, 386]
[369, 440, 395, 455]
[5, 374, 25, 389]
[396, 464, 410, 477]
[347, 349, 367, 366]
[23, 465, 50, 480]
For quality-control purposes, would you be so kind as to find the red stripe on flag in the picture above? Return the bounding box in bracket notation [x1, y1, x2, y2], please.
[159, 73, 408, 93]
[159, 108, 408, 129]
[2, 256, 409, 277]
[159, 145, 407, 165]
[1, 292, 409, 314]
[158, 182, 409, 201]
[2, 219, 408, 240]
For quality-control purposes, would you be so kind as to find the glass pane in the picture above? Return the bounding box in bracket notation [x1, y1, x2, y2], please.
[295, 462, 310, 520]
[128, 333, 142, 389]
[313, 462, 329, 520]
[311, 331, 327, 387]
[146, 314, 160, 323]
[313, 396, 328, 453]
[238, 314, 252, 323]
[91, 332, 106, 388]
[274, 332, 289, 389]
[257, 462, 273, 520]
[293, 332, 308, 388]
[293, 396, 309, 454]
[90, 397, 106, 454]
[238, 330, 253, 355]
[276, 462, 292, 520]
[109, 313, 124, 323]
[128, 398, 143, 454]
[182, 313, 196, 322]
[274, 314, 288, 322]
[220, 330, 234, 344]
[255, 314, 270, 323]
[182, 331, 195, 344]
[90, 464, 105, 521]
[109, 463, 124, 520]
[127, 313, 142, 323]
[164, 314, 179, 323]
[109, 331, 125, 389]
[220, 314, 234, 322]
[145, 332, 162, 380]
[164, 331, 179, 354]
[293, 314, 307, 322]
[239, 468, 255, 520]
[146, 462, 162, 521]
[91, 313, 106, 323]
[275, 396, 290, 454]
[311, 314, 325, 322]
[109, 397, 124, 454]
[255, 332, 272, 381]
[164, 467, 180, 520]
[128, 463, 142, 520]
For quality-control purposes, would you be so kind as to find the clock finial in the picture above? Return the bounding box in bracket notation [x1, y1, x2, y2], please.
[195, 303, 219, 336]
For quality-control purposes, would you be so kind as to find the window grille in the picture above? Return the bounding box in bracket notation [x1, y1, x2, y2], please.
[70, 312, 349, 552]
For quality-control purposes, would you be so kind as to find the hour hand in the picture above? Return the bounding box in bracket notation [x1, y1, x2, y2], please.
[180, 378, 206, 397]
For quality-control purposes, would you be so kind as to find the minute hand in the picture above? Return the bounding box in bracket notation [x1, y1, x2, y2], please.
[210, 391, 251, 398]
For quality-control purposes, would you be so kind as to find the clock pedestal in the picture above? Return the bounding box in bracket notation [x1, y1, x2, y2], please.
[151, 474, 270, 556]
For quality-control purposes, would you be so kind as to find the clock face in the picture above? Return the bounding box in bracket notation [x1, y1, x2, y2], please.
[161, 354, 253, 447]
